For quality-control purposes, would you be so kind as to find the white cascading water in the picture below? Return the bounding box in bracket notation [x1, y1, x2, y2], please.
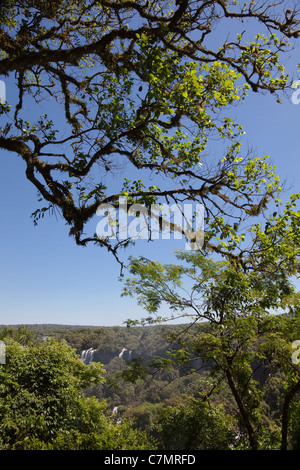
[119, 348, 132, 360]
[119, 348, 127, 358]
[81, 347, 96, 364]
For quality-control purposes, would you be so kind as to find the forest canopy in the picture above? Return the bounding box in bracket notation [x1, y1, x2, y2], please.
[1, 0, 300, 268]
[1, 0, 300, 452]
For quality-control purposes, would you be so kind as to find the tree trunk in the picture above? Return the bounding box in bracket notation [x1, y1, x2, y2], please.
[281, 379, 300, 450]
[225, 369, 259, 450]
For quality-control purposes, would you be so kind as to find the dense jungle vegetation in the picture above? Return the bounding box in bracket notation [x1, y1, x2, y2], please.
[1, 318, 300, 451]
[2, 0, 300, 453]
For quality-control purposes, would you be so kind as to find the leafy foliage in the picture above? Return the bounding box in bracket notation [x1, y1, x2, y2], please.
[0, 331, 154, 450]
[0, 1, 299, 267]
[1, 0, 300, 452]
[121, 245, 300, 449]
[156, 397, 235, 450]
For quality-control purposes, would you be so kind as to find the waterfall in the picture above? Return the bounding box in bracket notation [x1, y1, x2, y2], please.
[112, 406, 121, 424]
[119, 348, 133, 360]
[119, 348, 127, 358]
[81, 348, 96, 365]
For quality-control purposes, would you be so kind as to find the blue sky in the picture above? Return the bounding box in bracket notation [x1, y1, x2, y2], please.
[1, 22, 300, 327]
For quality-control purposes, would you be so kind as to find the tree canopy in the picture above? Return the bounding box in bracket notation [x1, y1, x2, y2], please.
[0, 329, 155, 450]
[121, 250, 300, 449]
[1, 0, 299, 268]
[2, 0, 300, 451]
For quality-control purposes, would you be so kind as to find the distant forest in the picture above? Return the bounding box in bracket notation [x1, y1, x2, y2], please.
[0, 322, 228, 447]
[1, 320, 299, 450]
